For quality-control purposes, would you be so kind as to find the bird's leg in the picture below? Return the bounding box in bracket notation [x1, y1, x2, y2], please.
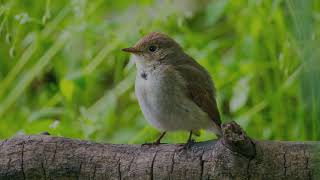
[180, 131, 196, 150]
[142, 132, 167, 146]
[154, 131, 167, 144]
[187, 131, 196, 145]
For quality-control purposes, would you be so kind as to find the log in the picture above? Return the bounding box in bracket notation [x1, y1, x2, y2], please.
[0, 121, 319, 180]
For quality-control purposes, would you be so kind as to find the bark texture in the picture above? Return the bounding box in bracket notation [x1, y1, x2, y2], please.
[0, 121, 319, 180]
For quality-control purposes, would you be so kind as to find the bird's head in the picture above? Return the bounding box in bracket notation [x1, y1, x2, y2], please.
[122, 32, 183, 68]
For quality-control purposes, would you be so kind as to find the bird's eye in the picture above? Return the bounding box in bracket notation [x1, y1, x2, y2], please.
[148, 45, 157, 52]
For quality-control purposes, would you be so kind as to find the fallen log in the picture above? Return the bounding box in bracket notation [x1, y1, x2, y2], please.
[0, 121, 319, 180]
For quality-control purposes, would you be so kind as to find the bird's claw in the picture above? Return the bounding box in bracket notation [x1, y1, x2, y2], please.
[39, 131, 50, 135]
[141, 141, 161, 147]
[179, 139, 196, 151]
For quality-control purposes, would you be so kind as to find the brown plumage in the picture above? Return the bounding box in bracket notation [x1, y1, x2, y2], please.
[122, 32, 222, 145]
[175, 62, 221, 126]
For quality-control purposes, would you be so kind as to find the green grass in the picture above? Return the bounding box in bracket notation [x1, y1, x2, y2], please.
[0, 0, 319, 143]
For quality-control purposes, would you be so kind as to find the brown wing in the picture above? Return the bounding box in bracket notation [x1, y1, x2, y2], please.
[175, 60, 221, 126]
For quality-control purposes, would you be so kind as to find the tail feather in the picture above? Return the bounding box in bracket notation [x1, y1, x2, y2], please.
[207, 121, 223, 138]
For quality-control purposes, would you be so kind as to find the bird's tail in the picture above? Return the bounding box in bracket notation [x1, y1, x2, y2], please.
[207, 122, 223, 138]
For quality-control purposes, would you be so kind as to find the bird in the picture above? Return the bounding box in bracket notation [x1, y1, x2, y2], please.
[122, 32, 222, 146]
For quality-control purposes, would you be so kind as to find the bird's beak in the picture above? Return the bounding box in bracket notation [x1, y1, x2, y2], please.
[122, 47, 141, 53]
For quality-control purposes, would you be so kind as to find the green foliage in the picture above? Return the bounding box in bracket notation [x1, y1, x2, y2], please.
[0, 0, 319, 143]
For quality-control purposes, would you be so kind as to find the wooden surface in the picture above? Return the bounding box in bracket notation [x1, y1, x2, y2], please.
[0, 121, 319, 180]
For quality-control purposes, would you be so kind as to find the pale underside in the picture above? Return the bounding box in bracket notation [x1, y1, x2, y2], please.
[135, 64, 221, 135]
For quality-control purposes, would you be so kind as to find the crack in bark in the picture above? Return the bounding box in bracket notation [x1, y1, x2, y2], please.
[304, 149, 312, 180]
[41, 161, 47, 180]
[21, 142, 26, 180]
[128, 155, 135, 173]
[307, 161, 312, 179]
[77, 161, 83, 180]
[41, 137, 48, 180]
[5, 158, 11, 179]
[150, 151, 158, 180]
[283, 151, 287, 178]
[117, 156, 122, 180]
[88, 153, 96, 180]
[52, 142, 58, 163]
[200, 149, 205, 180]
[170, 149, 176, 176]
[92, 164, 97, 180]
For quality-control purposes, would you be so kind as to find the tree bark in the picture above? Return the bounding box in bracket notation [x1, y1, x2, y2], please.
[0, 121, 319, 180]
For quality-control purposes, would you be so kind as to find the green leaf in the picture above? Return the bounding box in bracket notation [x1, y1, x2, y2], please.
[59, 79, 75, 101]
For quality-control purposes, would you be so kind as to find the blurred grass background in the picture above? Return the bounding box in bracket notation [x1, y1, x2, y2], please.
[0, 0, 319, 143]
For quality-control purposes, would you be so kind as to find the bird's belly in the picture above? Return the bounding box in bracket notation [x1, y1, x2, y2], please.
[135, 73, 211, 131]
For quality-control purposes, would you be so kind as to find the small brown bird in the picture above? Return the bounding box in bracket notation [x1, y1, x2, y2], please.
[122, 32, 222, 145]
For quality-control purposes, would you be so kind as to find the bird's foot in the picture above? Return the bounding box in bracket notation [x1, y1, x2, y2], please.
[39, 131, 50, 135]
[142, 132, 167, 147]
[141, 141, 163, 147]
[179, 139, 196, 151]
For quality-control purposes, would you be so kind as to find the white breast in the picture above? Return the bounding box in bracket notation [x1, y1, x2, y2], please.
[135, 65, 212, 132]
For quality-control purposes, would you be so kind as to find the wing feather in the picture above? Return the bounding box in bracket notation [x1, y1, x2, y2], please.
[175, 60, 221, 126]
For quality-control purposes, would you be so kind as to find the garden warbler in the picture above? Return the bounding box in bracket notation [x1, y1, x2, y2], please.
[122, 32, 222, 145]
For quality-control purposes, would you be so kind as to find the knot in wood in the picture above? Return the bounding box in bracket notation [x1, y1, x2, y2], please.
[222, 121, 256, 158]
